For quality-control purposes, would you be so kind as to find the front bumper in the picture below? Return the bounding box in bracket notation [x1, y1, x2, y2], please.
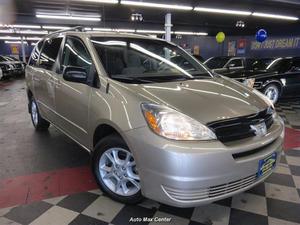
[124, 117, 284, 207]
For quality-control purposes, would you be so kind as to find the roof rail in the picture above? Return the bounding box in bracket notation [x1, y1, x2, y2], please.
[45, 26, 84, 38]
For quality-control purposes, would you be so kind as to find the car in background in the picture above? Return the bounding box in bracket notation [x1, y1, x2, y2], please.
[208, 56, 300, 103]
[2, 55, 26, 76]
[204, 56, 232, 71]
[193, 54, 205, 62]
[0, 56, 14, 80]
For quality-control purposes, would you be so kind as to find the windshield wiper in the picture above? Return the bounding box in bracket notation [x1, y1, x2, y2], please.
[111, 75, 154, 83]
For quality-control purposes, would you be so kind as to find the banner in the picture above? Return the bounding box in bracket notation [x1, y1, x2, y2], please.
[251, 37, 300, 50]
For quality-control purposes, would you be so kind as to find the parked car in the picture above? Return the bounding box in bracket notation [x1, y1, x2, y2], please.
[193, 54, 205, 62]
[2, 55, 26, 76]
[204, 56, 232, 70]
[0, 56, 14, 79]
[26, 30, 284, 207]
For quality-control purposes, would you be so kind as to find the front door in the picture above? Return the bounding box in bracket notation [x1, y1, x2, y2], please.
[55, 36, 93, 146]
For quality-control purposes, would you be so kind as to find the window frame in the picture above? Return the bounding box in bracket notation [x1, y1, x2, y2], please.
[28, 40, 44, 67]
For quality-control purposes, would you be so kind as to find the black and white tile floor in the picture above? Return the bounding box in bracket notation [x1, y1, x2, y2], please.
[0, 149, 299, 225]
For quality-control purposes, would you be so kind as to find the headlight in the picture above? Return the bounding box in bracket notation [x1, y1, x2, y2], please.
[243, 78, 255, 88]
[141, 103, 216, 141]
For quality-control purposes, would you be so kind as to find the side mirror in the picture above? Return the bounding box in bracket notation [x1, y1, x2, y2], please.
[63, 66, 87, 84]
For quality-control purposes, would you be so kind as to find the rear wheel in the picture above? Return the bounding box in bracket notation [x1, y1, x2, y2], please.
[93, 134, 143, 204]
[263, 83, 280, 104]
[30, 98, 50, 131]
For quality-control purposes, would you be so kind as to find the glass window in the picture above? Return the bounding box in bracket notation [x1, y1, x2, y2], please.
[61, 36, 92, 76]
[291, 58, 300, 72]
[39, 37, 63, 70]
[91, 37, 212, 84]
[205, 57, 230, 69]
[0, 56, 7, 62]
[228, 59, 242, 67]
[29, 41, 43, 66]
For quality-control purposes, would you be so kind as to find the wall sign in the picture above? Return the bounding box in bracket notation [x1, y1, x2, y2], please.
[251, 37, 300, 50]
[237, 39, 247, 54]
[227, 41, 236, 56]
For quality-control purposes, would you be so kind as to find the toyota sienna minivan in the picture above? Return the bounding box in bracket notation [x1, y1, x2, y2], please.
[25, 28, 284, 207]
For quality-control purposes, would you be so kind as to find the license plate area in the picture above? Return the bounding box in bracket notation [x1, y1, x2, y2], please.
[257, 152, 277, 178]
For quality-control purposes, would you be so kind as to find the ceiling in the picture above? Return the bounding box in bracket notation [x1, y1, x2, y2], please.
[7, 0, 300, 36]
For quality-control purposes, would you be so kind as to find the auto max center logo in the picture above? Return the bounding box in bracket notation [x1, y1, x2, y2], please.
[251, 37, 300, 50]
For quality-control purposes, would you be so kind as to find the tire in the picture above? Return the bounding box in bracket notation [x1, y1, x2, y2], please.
[30, 97, 50, 131]
[93, 134, 143, 204]
[263, 83, 281, 104]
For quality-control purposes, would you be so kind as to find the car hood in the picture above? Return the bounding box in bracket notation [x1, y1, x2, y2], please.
[127, 76, 270, 124]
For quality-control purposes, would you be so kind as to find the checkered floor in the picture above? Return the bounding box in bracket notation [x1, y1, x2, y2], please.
[276, 99, 300, 130]
[0, 148, 299, 225]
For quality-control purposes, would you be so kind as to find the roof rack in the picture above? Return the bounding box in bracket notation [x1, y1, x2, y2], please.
[45, 26, 84, 38]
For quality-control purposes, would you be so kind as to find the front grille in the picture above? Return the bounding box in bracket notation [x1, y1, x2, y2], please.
[163, 174, 257, 202]
[207, 108, 274, 143]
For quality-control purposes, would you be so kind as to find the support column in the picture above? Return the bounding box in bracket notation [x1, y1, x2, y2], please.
[165, 13, 172, 42]
[21, 36, 26, 63]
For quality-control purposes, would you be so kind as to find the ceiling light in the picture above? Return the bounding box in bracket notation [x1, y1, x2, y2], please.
[0, 29, 14, 33]
[115, 29, 135, 32]
[0, 36, 21, 40]
[174, 31, 208, 36]
[5, 40, 28, 44]
[18, 30, 48, 35]
[72, 0, 118, 3]
[136, 29, 165, 34]
[93, 28, 113, 31]
[252, 12, 299, 20]
[12, 24, 41, 29]
[26, 37, 42, 41]
[42, 25, 71, 30]
[121, 1, 193, 10]
[36, 14, 101, 21]
[194, 7, 251, 15]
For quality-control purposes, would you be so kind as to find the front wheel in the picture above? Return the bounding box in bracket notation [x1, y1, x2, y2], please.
[263, 83, 280, 104]
[93, 134, 143, 204]
[30, 98, 50, 131]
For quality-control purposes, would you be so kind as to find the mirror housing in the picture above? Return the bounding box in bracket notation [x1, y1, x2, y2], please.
[63, 66, 87, 84]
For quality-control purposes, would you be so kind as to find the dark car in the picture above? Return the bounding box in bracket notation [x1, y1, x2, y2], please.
[193, 54, 205, 62]
[2, 55, 26, 76]
[0, 56, 14, 80]
[213, 57, 300, 103]
[251, 57, 300, 103]
[204, 56, 232, 70]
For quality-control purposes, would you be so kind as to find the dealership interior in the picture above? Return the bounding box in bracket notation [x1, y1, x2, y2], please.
[1, 0, 300, 225]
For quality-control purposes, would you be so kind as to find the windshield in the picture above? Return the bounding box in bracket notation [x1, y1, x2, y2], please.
[91, 37, 212, 83]
[0, 56, 7, 62]
[244, 58, 273, 70]
[204, 57, 230, 69]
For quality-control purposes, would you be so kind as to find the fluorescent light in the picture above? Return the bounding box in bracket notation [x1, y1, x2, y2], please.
[5, 40, 28, 44]
[93, 28, 113, 31]
[42, 25, 71, 30]
[26, 37, 41, 41]
[0, 29, 14, 33]
[36, 14, 101, 21]
[121, 1, 193, 10]
[194, 7, 251, 15]
[136, 29, 165, 34]
[18, 30, 48, 35]
[175, 31, 208, 36]
[0, 36, 21, 40]
[72, 0, 118, 3]
[12, 24, 41, 29]
[252, 12, 299, 21]
[115, 29, 135, 33]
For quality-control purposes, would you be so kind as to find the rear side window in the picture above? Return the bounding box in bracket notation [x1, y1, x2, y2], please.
[61, 36, 92, 74]
[228, 59, 242, 67]
[29, 41, 43, 66]
[39, 37, 63, 70]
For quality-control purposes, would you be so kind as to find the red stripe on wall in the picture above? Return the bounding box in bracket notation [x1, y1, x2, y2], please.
[0, 166, 97, 209]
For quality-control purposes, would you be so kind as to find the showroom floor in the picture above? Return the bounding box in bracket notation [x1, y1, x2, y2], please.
[0, 78, 300, 225]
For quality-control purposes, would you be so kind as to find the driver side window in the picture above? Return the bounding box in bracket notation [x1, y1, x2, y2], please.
[228, 59, 242, 68]
[61, 36, 92, 76]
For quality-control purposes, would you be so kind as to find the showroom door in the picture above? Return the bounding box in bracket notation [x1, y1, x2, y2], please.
[55, 36, 92, 146]
[36, 36, 63, 123]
